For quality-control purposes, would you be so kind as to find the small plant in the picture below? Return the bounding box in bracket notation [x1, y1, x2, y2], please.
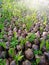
[25, 15, 33, 31]
[14, 51, 24, 65]
[0, 22, 4, 39]
[0, 42, 6, 48]
[46, 40, 49, 51]
[34, 50, 42, 55]
[26, 33, 36, 43]
[47, 34, 49, 39]
[10, 37, 18, 48]
[42, 13, 47, 25]
[40, 39, 45, 50]
[0, 0, 13, 22]
[8, 48, 15, 57]
[32, 61, 37, 65]
[0, 30, 5, 39]
[13, 31, 17, 38]
[0, 22, 4, 30]
[40, 26, 43, 33]
[20, 37, 27, 46]
[36, 58, 40, 64]
[0, 59, 6, 65]
[0, 32, 3, 39]
[32, 11, 38, 23]
[26, 21, 33, 31]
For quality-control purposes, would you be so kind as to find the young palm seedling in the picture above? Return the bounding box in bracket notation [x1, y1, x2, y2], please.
[0, 59, 6, 65]
[46, 40, 49, 51]
[8, 48, 15, 57]
[40, 39, 45, 50]
[0, 42, 6, 48]
[14, 51, 24, 65]
[33, 50, 42, 55]
[20, 37, 27, 47]
[0, 22, 4, 39]
[26, 33, 36, 43]
[10, 37, 18, 48]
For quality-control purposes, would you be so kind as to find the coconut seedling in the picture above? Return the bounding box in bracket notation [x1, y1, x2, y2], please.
[26, 33, 36, 43]
[36, 58, 41, 64]
[1, 0, 13, 22]
[14, 51, 24, 65]
[0, 42, 6, 48]
[8, 48, 15, 57]
[43, 13, 47, 25]
[25, 14, 33, 31]
[32, 61, 37, 65]
[32, 10, 38, 23]
[0, 22, 4, 39]
[40, 39, 45, 50]
[10, 27, 19, 48]
[0, 59, 6, 65]
[10, 36, 18, 48]
[47, 34, 49, 39]
[20, 37, 27, 47]
[46, 40, 49, 51]
[9, 48, 24, 65]
[33, 50, 42, 55]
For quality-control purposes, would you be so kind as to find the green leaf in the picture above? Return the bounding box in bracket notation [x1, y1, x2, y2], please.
[40, 40, 45, 50]
[20, 37, 27, 46]
[0, 23, 4, 29]
[26, 33, 36, 42]
[46, 40, 49, 51]
[47, 34, 49, 39]
[10, 37, 18, 48]
[0, 59, 6, 65]
[0, 42, 6, 48]
[36, 58, 40, 64]
[34, 50, 42, 55]
[8, 48, 15, 57]
[14, 51, 24, 64]
[32, 61, 37, 65]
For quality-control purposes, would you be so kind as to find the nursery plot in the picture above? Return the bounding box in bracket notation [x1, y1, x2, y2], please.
[0, 0, 49, 65]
